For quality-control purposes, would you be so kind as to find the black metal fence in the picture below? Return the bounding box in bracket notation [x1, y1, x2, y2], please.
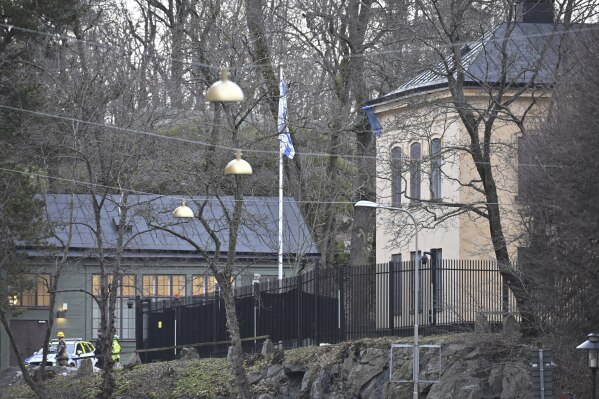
[138, 260, 517, 362]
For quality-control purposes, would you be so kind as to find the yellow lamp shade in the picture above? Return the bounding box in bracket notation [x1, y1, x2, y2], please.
[205, 68, 244, 102]
[224, 150, 253, 175]
[172, 200, 194, 218]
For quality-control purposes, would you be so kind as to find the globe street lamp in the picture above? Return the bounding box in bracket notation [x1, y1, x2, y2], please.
[205, 67, 244, 102]
[354, 200, 421, 399]
[577, 333, 599, 399]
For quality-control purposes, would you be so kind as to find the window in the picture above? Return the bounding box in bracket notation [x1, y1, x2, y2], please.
[391, 254, 402, 316]
[14, 274, 50, 307]
[143, 275, 186, 298]
[239, 274, 277, 288]
[391, 147, 402, 206]
[192, 275, 217, 297]
[410, 142, 421, 201]
[431, 138, 442, 200]
[92, 274, 136, 340]
[410, 251, 423, 313]
[430, 248, 443, 313]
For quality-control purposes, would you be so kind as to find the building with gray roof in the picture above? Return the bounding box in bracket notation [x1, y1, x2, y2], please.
[1, 193, 319, 369]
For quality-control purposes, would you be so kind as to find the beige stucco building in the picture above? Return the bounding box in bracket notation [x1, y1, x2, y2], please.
[364, 10, 559, 265]
[362, 2, 563, 329]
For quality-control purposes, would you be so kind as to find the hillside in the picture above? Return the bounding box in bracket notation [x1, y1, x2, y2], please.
[0, 333, 534, 399]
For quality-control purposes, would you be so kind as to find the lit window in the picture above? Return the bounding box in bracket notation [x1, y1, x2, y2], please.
[192, 275, 217, 297]
[15, 274, 50, 307]
[142, 275, 186, 298]
[92, 274, 136, 340]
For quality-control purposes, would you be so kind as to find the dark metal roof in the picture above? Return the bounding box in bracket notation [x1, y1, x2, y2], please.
[25, 194, 319, 258]
[366, 22, 563, 106]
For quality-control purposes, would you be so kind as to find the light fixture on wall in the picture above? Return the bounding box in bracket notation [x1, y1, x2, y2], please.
[56, 303, 68, 319]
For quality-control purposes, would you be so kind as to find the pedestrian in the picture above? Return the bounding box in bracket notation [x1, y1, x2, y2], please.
[95, 330, 104, 369]
[56, 331, 69, 366]
[112, 334, 121, 368]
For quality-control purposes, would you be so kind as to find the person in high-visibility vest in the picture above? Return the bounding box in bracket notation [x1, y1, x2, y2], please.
[56, 331, 69, 366]
[112, 334, 121, 366]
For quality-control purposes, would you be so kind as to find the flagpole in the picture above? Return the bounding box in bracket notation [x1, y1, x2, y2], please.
[278, 65, 284, 281]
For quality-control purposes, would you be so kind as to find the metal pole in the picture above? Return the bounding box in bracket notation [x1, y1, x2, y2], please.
[354, 202, 419, 397]
[413, 216, 419, 399]
[381, 206, 419, 399]
[593, 368, 597, 399]
[278, 66, 284, 282]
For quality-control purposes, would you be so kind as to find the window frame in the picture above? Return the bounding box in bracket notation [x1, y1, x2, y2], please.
[391, 254, 402, 316]
[14, 274, 51, 308]
[391, 147, 402, 206]
[430, 138, 442, 200]
[409, 251, 423, 314]
[410, 142, 421, 202]
[92, 274, 137, 340]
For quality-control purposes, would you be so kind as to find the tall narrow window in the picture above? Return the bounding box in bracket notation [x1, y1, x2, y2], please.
[391, 254, 402, 316]
[431, 138, 442, 200]
[430, 248, 443, 313]
[410, 251, 423, 313]
[92, 274, 136, 340]
[391, 147, 402, 206]
[410, 142, 421, 201]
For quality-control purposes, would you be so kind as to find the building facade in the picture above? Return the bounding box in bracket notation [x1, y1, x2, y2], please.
[1, 194, 319, 369]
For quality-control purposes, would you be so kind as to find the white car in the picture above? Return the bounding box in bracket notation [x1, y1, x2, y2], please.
[25, 338, 97, 368]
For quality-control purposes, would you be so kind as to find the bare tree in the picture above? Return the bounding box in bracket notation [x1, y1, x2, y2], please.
[518, 28, 599, 397]
[378, 0, 586, 334]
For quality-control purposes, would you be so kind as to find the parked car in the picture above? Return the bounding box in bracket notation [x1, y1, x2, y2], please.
[25, 338, 96, 368]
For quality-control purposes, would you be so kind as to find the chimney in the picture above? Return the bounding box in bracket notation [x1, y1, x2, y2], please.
[516, 0, 554, 23]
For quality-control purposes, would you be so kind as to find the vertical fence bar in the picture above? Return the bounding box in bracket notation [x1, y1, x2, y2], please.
[338, 266, 345, 342]
[141, 259, 517, 357]
[388, 261, 395, 334]
[296, 273, 302, 347]
[314, 262, 320, 345]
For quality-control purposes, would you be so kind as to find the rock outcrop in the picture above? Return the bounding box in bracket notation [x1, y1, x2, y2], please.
[249, 333, 532, 399]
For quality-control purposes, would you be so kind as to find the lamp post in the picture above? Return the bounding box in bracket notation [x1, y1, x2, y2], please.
[205, 67, 245, 102]
[577, 332, 599, 399]
[354, 200, 421, 399]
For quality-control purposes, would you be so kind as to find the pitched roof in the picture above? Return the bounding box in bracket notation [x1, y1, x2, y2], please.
[25, 194, 319, 259]
[366, 22, 563, 106]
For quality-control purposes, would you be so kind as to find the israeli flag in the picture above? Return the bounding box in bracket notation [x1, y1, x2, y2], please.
[278, 70, 295, 159]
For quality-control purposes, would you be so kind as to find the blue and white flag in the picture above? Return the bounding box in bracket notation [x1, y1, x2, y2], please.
[278, 70, 295, 159]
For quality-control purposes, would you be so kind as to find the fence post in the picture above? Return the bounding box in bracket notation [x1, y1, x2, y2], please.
[431, 252, 438, 328]
[296, 273, 302, 346]
[314, 263, 320, 345]
[213, 286, 220, 355]
[502, 279, 509, 317]
[388, 261, 395, 334]
[337, 266, 345, 342]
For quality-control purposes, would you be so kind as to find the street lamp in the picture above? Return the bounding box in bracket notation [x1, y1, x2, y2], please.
[354, 200, 421, 399]
[577, 332, 599, 399]
[205, 67, 245, 102]
[172, 151, 252, 219]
